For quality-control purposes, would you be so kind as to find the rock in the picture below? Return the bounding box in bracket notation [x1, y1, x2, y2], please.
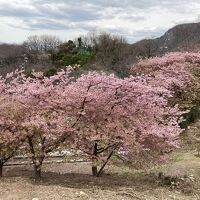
[79, 191, 86, 196]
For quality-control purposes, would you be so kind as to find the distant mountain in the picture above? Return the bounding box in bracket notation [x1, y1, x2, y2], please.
[158, 22, 200, 51]
[131, 22, 200, 58]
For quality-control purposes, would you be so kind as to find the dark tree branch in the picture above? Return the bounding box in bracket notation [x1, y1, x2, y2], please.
[97, 143, 116, 154]
[97, 145, 117, 177]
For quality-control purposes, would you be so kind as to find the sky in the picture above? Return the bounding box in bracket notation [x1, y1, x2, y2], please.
[0, 0, 200, 44]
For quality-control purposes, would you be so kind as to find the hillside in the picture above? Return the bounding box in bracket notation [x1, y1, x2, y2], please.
[131, 22, 200, 58]
[1, 22, 200, 77]
[160, 22, 200, 51]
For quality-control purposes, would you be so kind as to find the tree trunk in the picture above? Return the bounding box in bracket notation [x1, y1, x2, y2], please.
[34, 165, 42, 179]
[92, 164, 98, 176]
[97, 148, 115, 177]
[27, 136, 44, 179]
[92, 143, 98, 176]
[0, 162, 3, 177]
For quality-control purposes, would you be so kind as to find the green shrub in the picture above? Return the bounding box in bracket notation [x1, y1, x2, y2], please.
[44, 67, 57, 77]
[61, 53, 95, 67]
[50, 50, 95, 68]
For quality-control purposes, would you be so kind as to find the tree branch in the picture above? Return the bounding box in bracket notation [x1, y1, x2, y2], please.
[97, 145, 117, 177]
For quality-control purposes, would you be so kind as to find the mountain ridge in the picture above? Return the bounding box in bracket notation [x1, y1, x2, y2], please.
[131, 22, 200, 58]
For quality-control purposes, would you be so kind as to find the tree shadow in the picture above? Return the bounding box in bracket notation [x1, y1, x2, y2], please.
[3, 163, 159, 193]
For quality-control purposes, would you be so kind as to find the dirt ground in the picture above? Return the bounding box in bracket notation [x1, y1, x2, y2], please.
[0, 154, 199, 200]
[1, 124, 200, 200]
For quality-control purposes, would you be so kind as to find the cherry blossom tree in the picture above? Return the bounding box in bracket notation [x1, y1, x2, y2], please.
[2, 66, 184, 178]
[131, 52, 200, 131]
[5, 69, 75, 178]
[131, 52, 200, 109]
[58, 72, 183, 176]
[0, 98, 28, 177]
[0, 74, 28, 177]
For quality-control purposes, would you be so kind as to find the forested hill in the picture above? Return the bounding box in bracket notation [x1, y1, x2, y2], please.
[1, 22, 200, 77]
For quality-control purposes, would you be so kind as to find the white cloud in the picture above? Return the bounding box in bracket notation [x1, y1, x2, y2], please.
[0, 0, 200, 43]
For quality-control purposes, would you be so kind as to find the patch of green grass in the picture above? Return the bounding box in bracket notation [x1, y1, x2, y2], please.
[171, 152, 185, 162]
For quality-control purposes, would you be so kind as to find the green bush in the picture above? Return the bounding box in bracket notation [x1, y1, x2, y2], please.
[51, 49, 95, 68]
[61, 53, 95, 67]
[44, 67, 57, 77]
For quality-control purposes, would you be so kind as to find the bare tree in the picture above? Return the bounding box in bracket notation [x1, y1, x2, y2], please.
[40, 35, 61, 53]
[134, 38, 158, 58]
[24, 35, 41, 53]
[24, 35, 61, 54]
[0, 44, 27, 75]
[76, 32, 131, 77]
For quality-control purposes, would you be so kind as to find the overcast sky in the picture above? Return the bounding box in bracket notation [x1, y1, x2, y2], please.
[0, 0, 200, 44]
